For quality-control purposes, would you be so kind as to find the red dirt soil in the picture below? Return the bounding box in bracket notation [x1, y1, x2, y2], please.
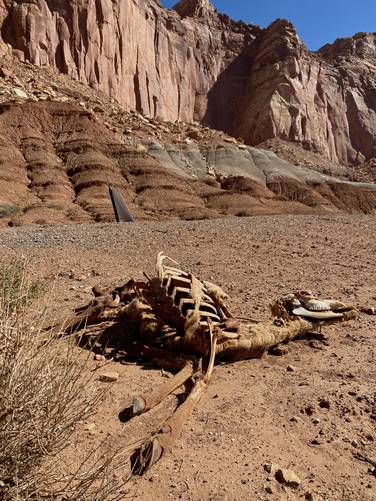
[0, 215, 374, 500]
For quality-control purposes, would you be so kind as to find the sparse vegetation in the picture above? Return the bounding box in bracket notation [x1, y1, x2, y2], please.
[0, 260, 44, 314]
[0, 205, 20, 218]
[0, 260, 125, 500]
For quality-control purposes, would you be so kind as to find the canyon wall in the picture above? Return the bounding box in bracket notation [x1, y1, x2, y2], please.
[0, 0, 257, 130]
[233, 21, 376, 166]
[1, 0, 376, 165]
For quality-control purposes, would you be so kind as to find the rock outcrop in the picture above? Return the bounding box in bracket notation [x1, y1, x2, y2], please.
[1, 1, 376, 166]
[234, 22, 376, 166]
[0, 51, 375, 225]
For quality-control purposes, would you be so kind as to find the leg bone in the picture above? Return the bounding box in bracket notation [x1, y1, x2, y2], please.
[131, 329, 217, 474]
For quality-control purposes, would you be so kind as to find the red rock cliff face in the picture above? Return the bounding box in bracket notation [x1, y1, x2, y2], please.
[0, 0, 257, 130]
[234, 21, 376, 166]
[1, 0, 376, 166]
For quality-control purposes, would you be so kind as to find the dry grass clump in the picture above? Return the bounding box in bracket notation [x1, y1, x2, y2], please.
[0, 260, 126, 500]
[0, 260, 44, 314]
[0, 205, 20, 218]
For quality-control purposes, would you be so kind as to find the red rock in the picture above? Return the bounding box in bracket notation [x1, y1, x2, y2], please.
[99, 371, 119, 383]
[1, 1, 376, 166]
[275, 467, 302, 488]
[0, 66, 12, 78]
[1, 0, 253, 127]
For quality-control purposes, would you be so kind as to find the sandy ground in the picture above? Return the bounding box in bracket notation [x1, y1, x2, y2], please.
[0, 215, 375, 501]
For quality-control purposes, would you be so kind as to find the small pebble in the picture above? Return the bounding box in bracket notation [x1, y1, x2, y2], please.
[99, 371, 119, 382]
[319, 398, 331, 409]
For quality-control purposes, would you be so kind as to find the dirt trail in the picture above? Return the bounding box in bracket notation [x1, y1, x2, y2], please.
[0, 215, 375, 500]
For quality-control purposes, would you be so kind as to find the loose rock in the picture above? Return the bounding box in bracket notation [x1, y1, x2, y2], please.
[275, 468, 302, 488]
[305, 405, 316, 416]
[265, 484, 274, 494]
[264, 463, 281, 475]
[305, 493, 316, 501]
[99, 371, 119, 382]
[269, 345, 289, 356]
[319, 398, 331, 409]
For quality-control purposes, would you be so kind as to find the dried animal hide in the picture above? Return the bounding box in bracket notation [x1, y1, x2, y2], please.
[55, 253, 357, 474]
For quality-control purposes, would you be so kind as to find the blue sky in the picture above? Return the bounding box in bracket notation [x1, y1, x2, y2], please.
[161, 1, 376, 50]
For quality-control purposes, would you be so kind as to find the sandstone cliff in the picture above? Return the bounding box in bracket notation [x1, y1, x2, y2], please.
[0, 0, 376, 167]
[0, 0, 256, 130]
[234, 22, 376, 166]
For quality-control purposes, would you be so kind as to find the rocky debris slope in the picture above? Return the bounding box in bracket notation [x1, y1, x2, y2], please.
[350, 158, 376, 184]
[248, 138, 350, 179]
[1, 0, 376, 166]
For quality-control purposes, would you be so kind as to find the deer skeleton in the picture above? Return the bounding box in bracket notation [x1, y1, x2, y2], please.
[56, 252, 357, 474]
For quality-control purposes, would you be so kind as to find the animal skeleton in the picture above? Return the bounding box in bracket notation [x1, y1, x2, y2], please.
[56, 253, 357, 474]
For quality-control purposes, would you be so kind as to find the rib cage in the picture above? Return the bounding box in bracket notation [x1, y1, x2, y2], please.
[153, 253, 226, 328]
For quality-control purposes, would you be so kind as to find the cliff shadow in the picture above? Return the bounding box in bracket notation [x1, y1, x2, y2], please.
[203, 52, 251, 135]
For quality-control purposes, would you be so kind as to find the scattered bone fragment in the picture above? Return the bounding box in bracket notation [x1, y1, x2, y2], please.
[269, 344, 289, 356]
[361, 306, 376, 315]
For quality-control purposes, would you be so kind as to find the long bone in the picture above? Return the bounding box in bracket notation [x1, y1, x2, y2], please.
[126, 357, 199, 418]
[130, 322, 218, 474]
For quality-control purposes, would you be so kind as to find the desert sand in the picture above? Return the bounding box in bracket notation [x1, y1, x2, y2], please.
[1, 214, 375, 500]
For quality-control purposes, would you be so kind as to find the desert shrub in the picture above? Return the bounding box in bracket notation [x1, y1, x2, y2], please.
[0, 260, 124, 500]
[0, 260, 44, 314]
[0, 205, 20, 218]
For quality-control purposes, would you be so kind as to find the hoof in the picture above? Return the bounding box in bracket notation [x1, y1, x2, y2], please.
[130, 438, 163, 475]
[132, 396, 146, 415]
